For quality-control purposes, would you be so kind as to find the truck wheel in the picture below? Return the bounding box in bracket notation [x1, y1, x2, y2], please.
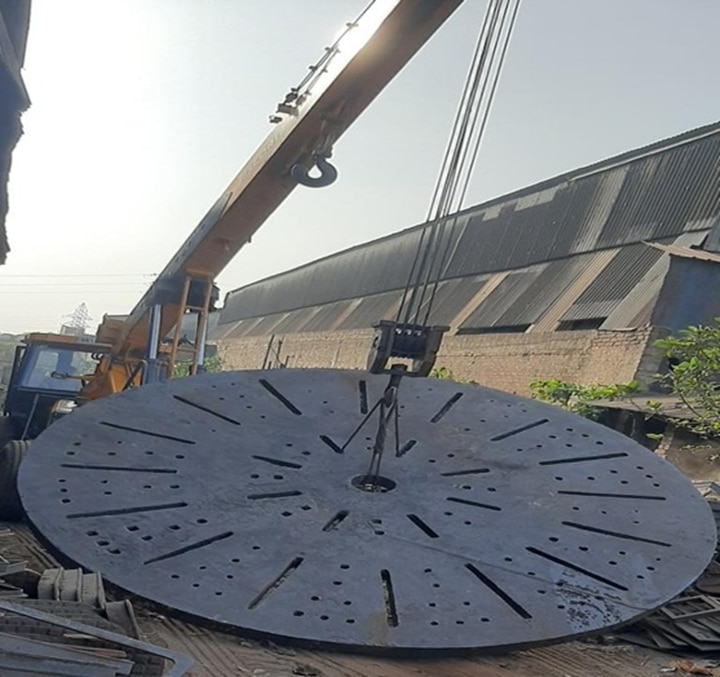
[0, 439, 29, 521]
[0, 417, 16, 448]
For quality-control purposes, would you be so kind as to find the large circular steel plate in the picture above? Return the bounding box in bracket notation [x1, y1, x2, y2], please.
[19, 369, 715, 653]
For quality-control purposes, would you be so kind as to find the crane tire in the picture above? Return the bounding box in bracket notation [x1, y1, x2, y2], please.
[0, 417, 15, 449]
[0, 439, 29, 521]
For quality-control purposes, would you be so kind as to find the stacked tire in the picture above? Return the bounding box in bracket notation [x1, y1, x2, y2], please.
[0, 437, 29, 521]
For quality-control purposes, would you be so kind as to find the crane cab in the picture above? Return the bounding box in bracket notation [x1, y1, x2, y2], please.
[2, 333, 111, 442]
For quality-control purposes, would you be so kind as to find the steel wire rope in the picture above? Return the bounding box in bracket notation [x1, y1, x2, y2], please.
[421, 0, 521, 325]
[395, 0, 502, 325]
[414, 0, 510, 324]
[394, 0, 521, 328]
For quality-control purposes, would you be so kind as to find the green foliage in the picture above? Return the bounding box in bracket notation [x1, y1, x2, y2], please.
[430, 366, 455, 380]
[529, 319, 720, 441]
[529, 378, 639, 420]
[173, 354, 225, 379]
[430, 366, 477, 385]
[654, 318, 720, 438]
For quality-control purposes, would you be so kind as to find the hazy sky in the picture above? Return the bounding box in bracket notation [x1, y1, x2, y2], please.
[1, 0, 719, 334]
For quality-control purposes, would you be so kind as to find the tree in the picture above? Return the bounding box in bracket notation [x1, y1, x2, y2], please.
[654, 318, 720, 438]
[172, 354, 225, 378]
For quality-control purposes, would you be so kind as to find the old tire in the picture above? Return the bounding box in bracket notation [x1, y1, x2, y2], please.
[0, 417, 16, 448]
[0, 439, 29, 521]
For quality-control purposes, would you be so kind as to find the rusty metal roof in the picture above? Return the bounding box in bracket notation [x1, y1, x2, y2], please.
[219, 121, 720, 335]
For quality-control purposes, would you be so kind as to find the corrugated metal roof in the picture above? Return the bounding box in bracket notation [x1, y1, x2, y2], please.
[495, 255, 594, 326]
[219, 121, 720, 335]
[336, 291, 401, 330]
[560, 244, 664, 321]
[270, 307, 322, 335]
[601, 231, 713, 329]
[460, 270, 542, 330]
[421, 277, 489, 326]
[300, 301, 353, 333]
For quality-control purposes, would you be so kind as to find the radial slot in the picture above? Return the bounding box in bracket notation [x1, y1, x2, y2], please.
[447, 497, 501, 511]
[397, 439, 417, 457]
[60, 463, 178, 474]
[539, 452, 629, 466]
[464, 563, 531, 619]
[259, 379, 302, 415]
[144, 531, 234, 565]
[248, 557, 304, 610]
[406, 514, 439, 539]
[430, 393, 463, 423]
[490, 419, 549, 441]
[322, 510, 349, 532]
[441, 468, 490, 477]
[67, 502, 188, 519]
[319, 435, 343, 454]
[252, 455, 302, 469]
[358, 380, 368, 414]
[18, 368, 716, 653]
[380, 569, 399, 627]
[561, 521, 671, 547]
[526, 547, 628, 591]
[558, 490, 666, 501]
[247, 491, 302, 500]
[99, 422, 195, 445]
[173, 395, 241, 425]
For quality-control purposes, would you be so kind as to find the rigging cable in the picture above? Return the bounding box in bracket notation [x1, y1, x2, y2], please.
[396, 0, 521, 328]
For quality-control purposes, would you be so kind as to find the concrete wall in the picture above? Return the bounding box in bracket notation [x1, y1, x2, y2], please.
[219, 327, 654, 396]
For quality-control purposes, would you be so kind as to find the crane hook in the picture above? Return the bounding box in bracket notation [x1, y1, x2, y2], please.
[291, 153, 338, 188]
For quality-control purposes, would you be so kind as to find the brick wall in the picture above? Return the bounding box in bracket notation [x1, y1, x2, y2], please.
[219, 327, 655, 395]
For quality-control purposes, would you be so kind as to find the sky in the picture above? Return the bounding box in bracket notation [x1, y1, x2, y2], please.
[1, 0, 719, 334]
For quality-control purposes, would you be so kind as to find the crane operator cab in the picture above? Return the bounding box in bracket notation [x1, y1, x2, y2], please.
[2, 333, 111, 442]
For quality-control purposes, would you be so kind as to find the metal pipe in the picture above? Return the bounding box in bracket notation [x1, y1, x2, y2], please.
[147, 304, 162, 360]
[144, 304, 163, 384]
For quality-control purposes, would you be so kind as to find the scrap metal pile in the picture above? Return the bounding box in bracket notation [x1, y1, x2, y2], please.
[0, 526, 192, 676]
[617, 483, 720, 652]
[15, 369, 718, 654]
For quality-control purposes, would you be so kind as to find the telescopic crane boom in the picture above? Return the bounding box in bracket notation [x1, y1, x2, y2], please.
[84, 0, 464, 399]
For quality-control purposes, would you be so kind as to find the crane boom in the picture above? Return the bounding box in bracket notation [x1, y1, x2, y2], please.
[116, 0, 463, 356]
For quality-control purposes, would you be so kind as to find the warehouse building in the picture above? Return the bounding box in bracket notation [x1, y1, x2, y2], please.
[214, 121, 720, 394]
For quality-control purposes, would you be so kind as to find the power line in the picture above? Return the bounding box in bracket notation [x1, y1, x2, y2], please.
[0, 274, 157, 279]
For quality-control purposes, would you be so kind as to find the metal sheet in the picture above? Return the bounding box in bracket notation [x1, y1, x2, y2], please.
[459, 270, 542, 330]
[0, 601, 193, 676]
[495, 255, 594, 327]
[561, 244, 664, 322]
[336, 291, 402, 330]
[602, 231, 711, 330]
[19, 370, 716, 654]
